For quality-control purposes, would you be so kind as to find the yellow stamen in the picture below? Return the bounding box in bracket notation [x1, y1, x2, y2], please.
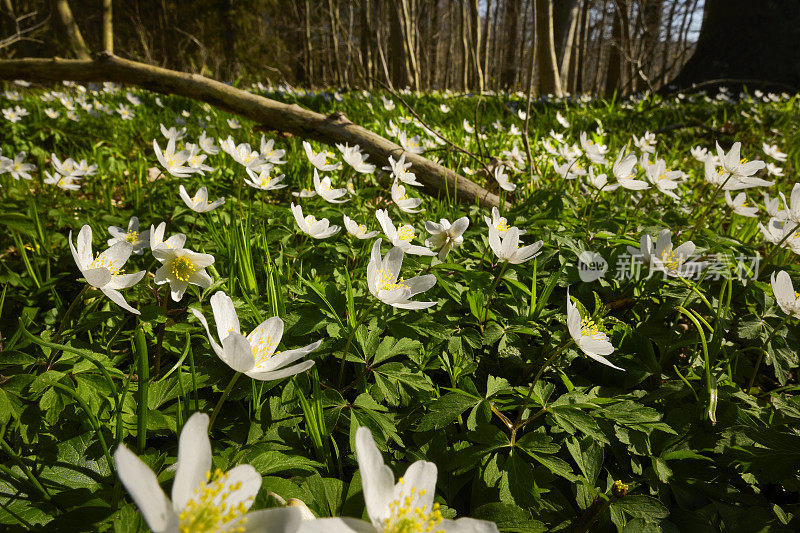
[170, 256, 196, 282]
[178, 468, 250, 533]
[396, 225, 415, 242]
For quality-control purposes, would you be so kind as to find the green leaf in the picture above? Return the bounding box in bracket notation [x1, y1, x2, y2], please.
[613, 495, 670, 521]
[417, 391, 481, 431]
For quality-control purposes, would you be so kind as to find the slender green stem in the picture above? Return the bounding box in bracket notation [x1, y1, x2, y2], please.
[687, 174, 734, 240]
[53, 284, 90, 344]
[512, 339, 574, 432]
[208, 372, 242, 432]
[0, 436, 52, 502]
[675, 306, 712, 397]
[50, 381, 114, 473]
[481, 261, 509, 325]
[134, 326, 149, 452]
[337, 298, 377, 388]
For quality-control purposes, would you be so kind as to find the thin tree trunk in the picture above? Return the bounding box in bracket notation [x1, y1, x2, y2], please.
[328, 0, 344, 86]
[102, 0, 113, 54]
[54, 0, 91, 59]
[304, 0, 314, 86]
[500, 0, 521, 88]
[460, 0, 469, 91]
[535, 0, 563, 96]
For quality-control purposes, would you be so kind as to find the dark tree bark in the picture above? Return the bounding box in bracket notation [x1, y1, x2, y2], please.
[499, 0, 521, 88]
[670, 0, 800, 90]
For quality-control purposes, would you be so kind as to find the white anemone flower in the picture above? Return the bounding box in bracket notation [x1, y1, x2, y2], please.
[383, 154, 422, 187]
[587, 169, 618, 192]
[245, 166, 287, 191]
[44, 171, 81, 190]
[488, 225, 542, 265]
[553, 159, 587, 180]
[375, 209, 434, 256]
[690, 146, 710, 162]
[313, 170, 349, 203]
[343, 215, 379, 239]
[159, 123, 186, 142]
[763, 193, 785, 219]
[627, 229, 705, 278]
[716, 141, 766, 182]
[613, 151, 650, 190]
[290, 203, 341, 239]
[259, 136, 287, 165]
[179, 185, 226, 213]
[150, 222, 186, 253]
[302, 141, 340, 171]
[556, 111, 570, 128]
[771, 271, 800, 318]
[227, 118, 241, 129]
[644, 158, 682, 201]
[425, 217, 469, 260]
[397, 131, 424, 154]
[566, 288, 623, 371]
[759, 218, 789, 245]
[69, 225, 145, 314]
[493, 165, 517, 192]
[381, 96, 395, 110]
[153, 245, 215, 302]
[703, 156, 752, 191]
[337, 143, 376, 173]
[51, 154, 86, 177]
[725, 191, 758, 217]
[298, 427, 498, 533]
[391, 180, 423, 213]
[292, 188, 317, 198]
[7, 152, 35, 180]
[482, 207, 524, 235]
[779, 183, 800, 224]
[766, 162, 784, 177]
[633, 131, 656, 153]
[366, 239, 436, 309]
[114, 412, 304, 533]
[198, 131, 220, 155]
[763, 143, 787, 162]
[153, 138, 196, 178]
[579, 132, 608, 165]
[108, 216, 150, 254]
[184, 145, 214, 174]
[192, 291, 320, 380]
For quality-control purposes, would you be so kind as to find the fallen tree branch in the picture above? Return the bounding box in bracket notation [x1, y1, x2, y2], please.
[0, 53, 499, 207]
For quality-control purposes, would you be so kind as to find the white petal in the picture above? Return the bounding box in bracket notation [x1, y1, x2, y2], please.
[114, 444, 175, 532]
[172, 412, 212, 510]
[355, 427, 395, 526]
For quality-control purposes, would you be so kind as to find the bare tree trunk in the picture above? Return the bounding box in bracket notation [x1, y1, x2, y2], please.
[304, 0, 314, 86]
[102, 0, 113, 54]
[535, 0, 563, 96]
[54, 0, 91, 59]
[605, 1, 624, 96]
[500, 0, 521, 88]
[460, 0, 469, 91]
[469, 0, 484, 92]
[481, 0, 492, 89]
[327, 0, 343, 86]
[360, 0, 373, 87]
[592, 1, 609, 94]
[555, 0, 580, 86]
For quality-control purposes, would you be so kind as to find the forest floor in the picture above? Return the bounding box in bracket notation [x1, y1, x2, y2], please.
[1, 83, 799, 532]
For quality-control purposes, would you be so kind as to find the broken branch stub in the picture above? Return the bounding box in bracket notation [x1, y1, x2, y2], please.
[0, 54, 499, 207]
